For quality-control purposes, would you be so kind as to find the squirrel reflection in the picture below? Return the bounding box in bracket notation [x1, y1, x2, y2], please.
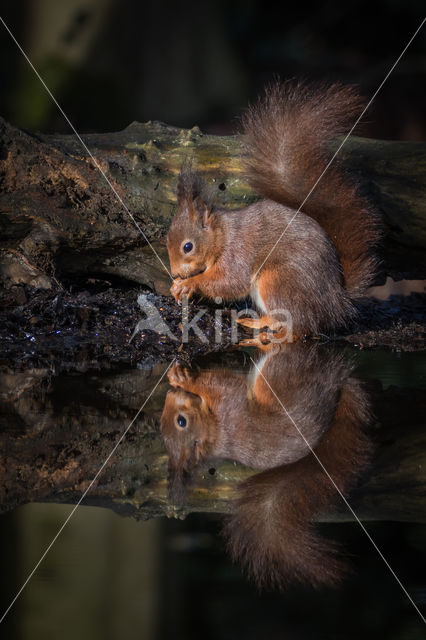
[161, 345, 371, 589]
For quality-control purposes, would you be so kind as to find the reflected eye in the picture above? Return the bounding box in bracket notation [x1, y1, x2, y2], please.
[177, 414, 187, 428]
[183, 242, 193, 254]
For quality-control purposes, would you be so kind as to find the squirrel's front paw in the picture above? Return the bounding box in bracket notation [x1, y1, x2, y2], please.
[170, 277, 196, 303]
[168, 363, 194, 387]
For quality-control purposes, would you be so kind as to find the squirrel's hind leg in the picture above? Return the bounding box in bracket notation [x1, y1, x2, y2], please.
[246, 267, 301, 338]
[240, 271, 287, 330]
[236, 311, 298, 341]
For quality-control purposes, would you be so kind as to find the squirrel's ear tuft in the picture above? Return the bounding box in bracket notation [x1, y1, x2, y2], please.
[177, 162, 214, 221]
[177, 162, 202, 205]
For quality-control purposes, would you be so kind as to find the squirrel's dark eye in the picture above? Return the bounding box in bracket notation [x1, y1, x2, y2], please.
[177, 414, 187, 428]
[183, 242, 193, 254]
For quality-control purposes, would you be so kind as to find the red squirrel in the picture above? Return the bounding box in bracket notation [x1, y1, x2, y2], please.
[161, 345, 371, 588]
[167, 81, 380, 336]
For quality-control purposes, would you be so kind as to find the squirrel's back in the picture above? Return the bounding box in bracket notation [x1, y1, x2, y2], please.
[242, 80, 381, 296]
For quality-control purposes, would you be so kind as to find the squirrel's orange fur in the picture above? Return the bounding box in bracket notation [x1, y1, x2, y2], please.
[167, 80, 380, 335]
[161, 345, 371, 588]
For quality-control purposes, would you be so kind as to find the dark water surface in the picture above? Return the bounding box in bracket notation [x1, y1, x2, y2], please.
[1, 346, 425, 639]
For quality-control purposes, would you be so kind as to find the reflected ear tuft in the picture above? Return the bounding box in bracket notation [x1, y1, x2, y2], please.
[167, 459, 190, 505]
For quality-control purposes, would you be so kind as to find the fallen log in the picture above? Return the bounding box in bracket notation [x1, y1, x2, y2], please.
[0, 354, 425, 524]
[1, 117, 426, 293]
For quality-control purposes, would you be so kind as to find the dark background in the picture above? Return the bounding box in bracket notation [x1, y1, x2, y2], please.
[1, 3, 426, 639]
[1, 0, 425, 139]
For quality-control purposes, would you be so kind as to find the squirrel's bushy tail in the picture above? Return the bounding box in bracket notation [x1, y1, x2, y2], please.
[242, 80, 381, 296]
[222, 379, 372, 590]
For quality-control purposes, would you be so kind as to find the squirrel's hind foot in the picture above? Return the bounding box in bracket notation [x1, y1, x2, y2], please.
[237, 315, 283, 330]
[236, 328, 298, 351]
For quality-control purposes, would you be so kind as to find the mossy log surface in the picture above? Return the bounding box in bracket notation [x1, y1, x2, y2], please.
[1, 117, 426, 293]
[1, 360, 425, 524]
